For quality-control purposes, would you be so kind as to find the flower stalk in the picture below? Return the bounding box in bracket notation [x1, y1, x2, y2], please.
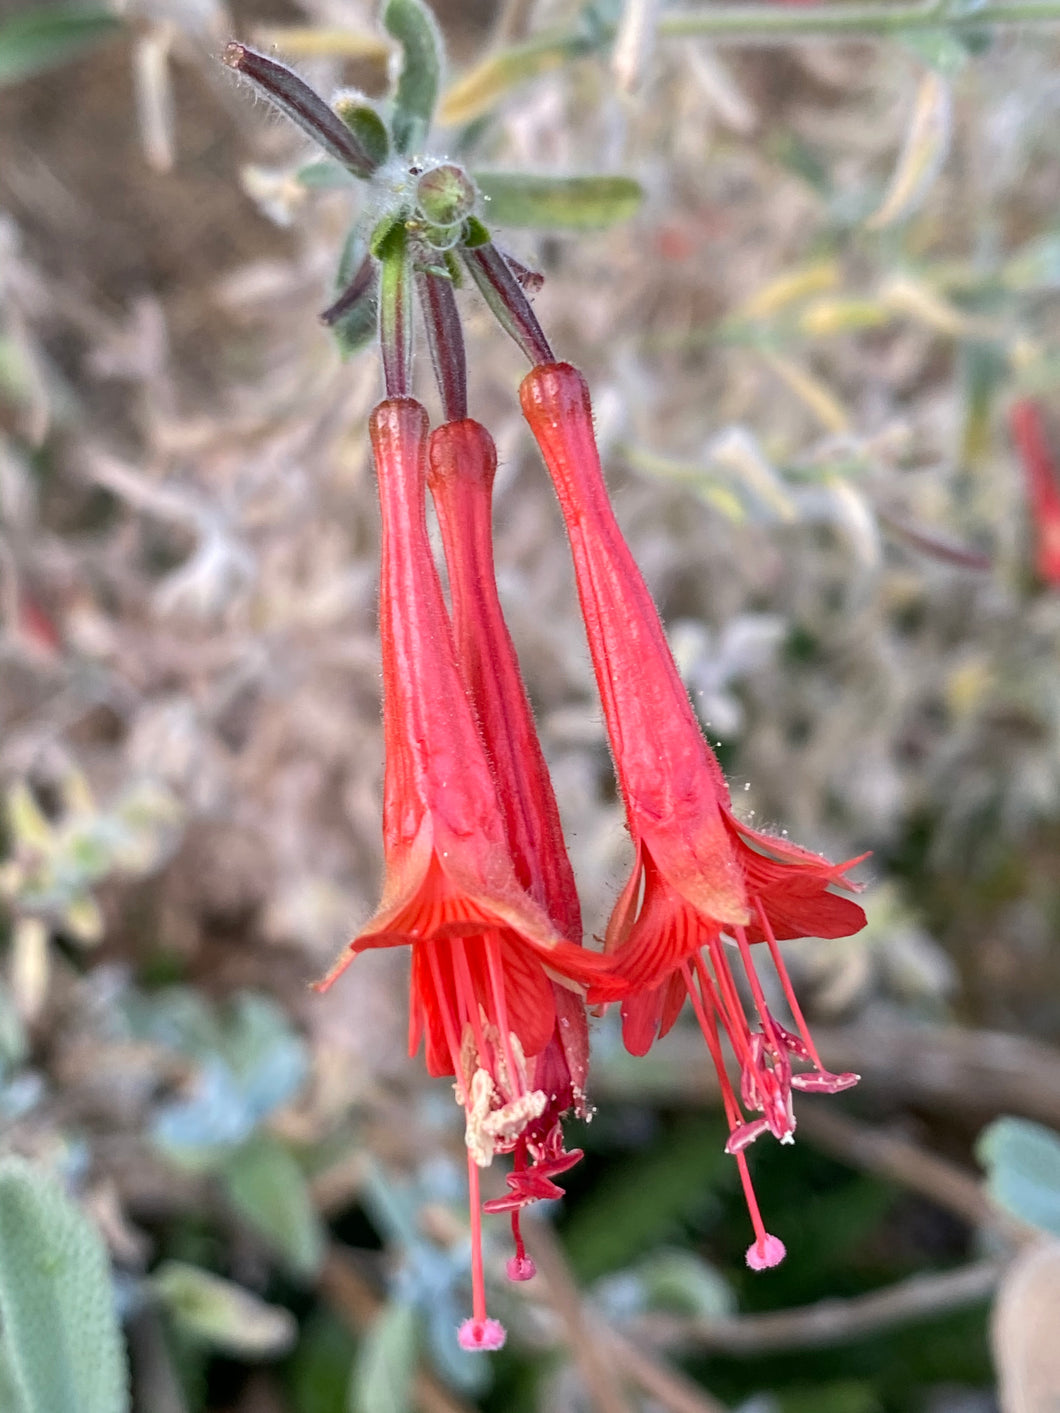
[378, 224, 413, 399]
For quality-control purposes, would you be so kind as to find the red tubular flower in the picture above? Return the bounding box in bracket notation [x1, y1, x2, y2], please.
[319, 398, 615, 1350]
[520, 362, 867, 1269]
[428, 417, 591, 1283]
[1009, 398, 1060, 588]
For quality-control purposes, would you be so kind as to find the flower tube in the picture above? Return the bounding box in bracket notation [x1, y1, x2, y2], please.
[521, 362, 867, 1268]
[428, 416, 590, 1283]
[319, 397, 617, 1347]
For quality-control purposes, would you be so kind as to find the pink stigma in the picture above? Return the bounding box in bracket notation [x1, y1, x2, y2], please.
[457, 1317, 507, 1352]
[506, 1253, 537, 1282]
[746, 1234, 787, 1271]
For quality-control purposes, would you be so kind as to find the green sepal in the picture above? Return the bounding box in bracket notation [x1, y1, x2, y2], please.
[334, 97, 390, 170]
[474, 171, 643, 229]
[384, 0, 442, 155]
[370, 212, 406, 259]
[462, 215, 491, 249]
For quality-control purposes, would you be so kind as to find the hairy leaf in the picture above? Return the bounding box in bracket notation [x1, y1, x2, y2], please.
[384, 0, 442, 155]
[475, 172, 642, 230]
[0, 1157, 129, 1413]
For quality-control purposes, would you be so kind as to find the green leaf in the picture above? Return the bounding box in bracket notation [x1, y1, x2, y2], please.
[221, 1133, 325, 1279]
[635, 1248, 735, 1318]
[334, 99, 390, 170]
[0, 1341, 28, 1413]
[151, 1262, 296, 1359]
[349, 1301, 418, 1413]
[287, 1311, 358, 1413]
[384, 0, 442, 155]
[474, 172, 642, 229]
[297, 161, 356, 190]
[0, 1156, 129, 1413]
[978, 1117, 1060, 1237]
[0, 2, 120, 87]
[563, 1118, 731, 1282]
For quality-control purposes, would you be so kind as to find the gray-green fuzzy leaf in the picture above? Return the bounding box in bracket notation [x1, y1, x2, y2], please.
[384, 0, 442, 155]
[221, 1134, 325, 1279]
[0, 1157, 129, 1413]
[151, 1262, 296, 1359]
[978, 1117, 1060, 1237]
[349, 1301, 418, 1413]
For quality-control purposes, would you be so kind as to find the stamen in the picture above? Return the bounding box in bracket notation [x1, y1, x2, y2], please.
[755, 900, 859, 1093]
[701, 937, 755, 1069]
[733, 925, 786, 1059]
[681, 961, 747, 1135]
[506, 1207, 537, 1282]
[458, 1150, 507, 1351]
[682, 962, 786, 1266]
[452, 937, 489, 1063]
[733, 1149, 786, 1272]
[426, 942, 468, 1104]
[485, 933, 522, 1101]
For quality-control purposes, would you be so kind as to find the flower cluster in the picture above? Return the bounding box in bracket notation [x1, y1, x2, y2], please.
[225, 26, 867, 1352]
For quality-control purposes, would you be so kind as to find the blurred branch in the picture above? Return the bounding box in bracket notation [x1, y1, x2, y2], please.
[594, 1020, 1060, 1128]
[319, 1245, 475, 1413]
[796, 1104, 1040, 1246]
[525, 1221, 728, 1413]
[634, 1257, 1005, 1354]
[605, 1326, 731, 1413]
[659, 1, 1060, 41]
[524, 1221, 637, 1413]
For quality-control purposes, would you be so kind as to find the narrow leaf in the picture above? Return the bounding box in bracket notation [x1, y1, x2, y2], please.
[221, 1134, 325, 1279]
[440, 38, 569, 127]
[0, 1157, 129, 1413]
[0, 2, 120, 87]
[349, 1301, 418, 1413]
[152, 1262, 296, 1358]
[384, 0, 442, 155]
[866, 69, 952, 230]
[475, 172, 642, 230]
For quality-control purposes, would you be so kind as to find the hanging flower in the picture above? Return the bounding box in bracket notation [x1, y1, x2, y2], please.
[319, 397, 616, 1350]
[428, 415, 591, 1284]
[521, 361, 867, 1269]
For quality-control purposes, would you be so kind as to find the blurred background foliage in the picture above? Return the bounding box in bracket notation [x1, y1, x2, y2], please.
[2, 0, 1060, 1410]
